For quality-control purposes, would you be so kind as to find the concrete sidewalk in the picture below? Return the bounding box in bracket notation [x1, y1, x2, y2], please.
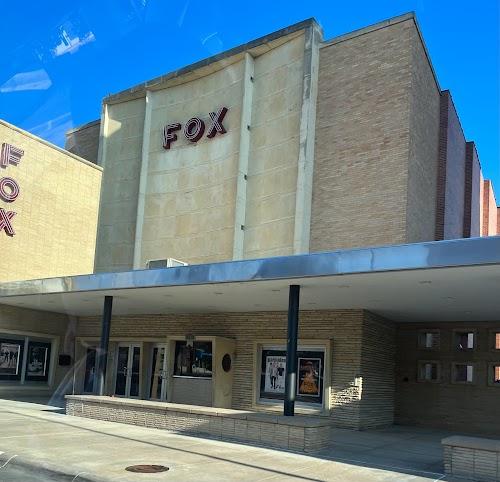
[0, 399, 446, 482]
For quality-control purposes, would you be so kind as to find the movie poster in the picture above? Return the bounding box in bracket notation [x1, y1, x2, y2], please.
[0, 342, 21, 375]
[297, 357, 321, 397]
[26, 342, 50, 380]
[264, 355, 286, 393]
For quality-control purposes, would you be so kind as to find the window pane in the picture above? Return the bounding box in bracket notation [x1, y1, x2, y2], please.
[454, 364, 468, 382]
[456, 332, 473, 350]
[495, 333, 500, 350]
[425, 333, 433, 348]
[494, 366, 500, 383]
[174, 341, 212, 377]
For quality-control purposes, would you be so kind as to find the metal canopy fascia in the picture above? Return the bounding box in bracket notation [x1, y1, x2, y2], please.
[1, 236, 499, 298]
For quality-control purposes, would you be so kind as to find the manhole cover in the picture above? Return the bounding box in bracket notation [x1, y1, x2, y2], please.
[125, 464, 170, 473]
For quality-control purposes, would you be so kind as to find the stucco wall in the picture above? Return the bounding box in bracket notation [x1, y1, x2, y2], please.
[310, 19, 412, 252]
[94, 99, 145, 272]
[94, 32, 308, 271]
[65, 120, 100, 164]
[0, 121, 101, 282]
[140, 62, 244, 266]
[243, 35, 304, 259]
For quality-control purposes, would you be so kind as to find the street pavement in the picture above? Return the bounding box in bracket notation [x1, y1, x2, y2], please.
[0, 399, 447, 482]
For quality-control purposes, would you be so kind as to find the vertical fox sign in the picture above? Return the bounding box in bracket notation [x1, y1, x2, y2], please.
[0, 143, 23, 236]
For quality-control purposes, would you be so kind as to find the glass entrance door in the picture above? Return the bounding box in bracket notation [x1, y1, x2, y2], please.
[83, 347, 97, 393]
[114, 344, 141, 398]
[149, 344, 167, 400]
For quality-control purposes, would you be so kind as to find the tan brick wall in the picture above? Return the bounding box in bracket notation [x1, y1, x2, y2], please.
[396, 322, 500, 435]
[464, 142, 481, 237]
[406, 28, 440, 243]
[482, 180, 498, 236]
[311, 20, 412, 252]
[360, 312, 396, 428]
[0, 120, 101, 282]
[0, 304, 75, 396]
[76, 309, 395, 429]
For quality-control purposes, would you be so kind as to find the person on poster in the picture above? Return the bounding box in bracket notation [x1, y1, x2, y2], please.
[265, 356, 286, 393]
[298, 359, 320, 396]
[0, 343, 20, 374]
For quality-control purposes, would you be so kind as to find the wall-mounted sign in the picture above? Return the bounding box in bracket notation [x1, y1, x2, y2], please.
[162, 107, 228, 150]
[0, 142, 23, 236]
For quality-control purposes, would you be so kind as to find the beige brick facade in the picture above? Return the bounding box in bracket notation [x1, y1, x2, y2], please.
[0, 304, 74, 398]
[311, 16, 443, 253]
[0, 120, 102, 282]
[311, 18, 411, 252]
[396, 322, 500, 435]
[76, 309, 395, 430]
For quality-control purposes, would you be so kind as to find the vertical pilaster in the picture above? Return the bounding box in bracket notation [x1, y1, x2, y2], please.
[232, 53, 254, 260]
[293, 23, 322, 254]
[463, 142, 474, 238]
[93, 103, 109, 273]
[133, 91, 153, 269]
[435, 91, 449, 241]
[97, 103, 109, 168]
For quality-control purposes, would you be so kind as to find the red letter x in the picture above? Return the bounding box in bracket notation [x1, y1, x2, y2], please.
[0, 208, 16, 236]
[206, 107, 228, 138]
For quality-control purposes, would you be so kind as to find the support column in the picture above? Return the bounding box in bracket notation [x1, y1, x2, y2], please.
[284, 285, 300, 416]
[96, 296, 113, 396]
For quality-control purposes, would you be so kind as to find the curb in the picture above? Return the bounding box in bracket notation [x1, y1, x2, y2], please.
[1, 454, 100, 481]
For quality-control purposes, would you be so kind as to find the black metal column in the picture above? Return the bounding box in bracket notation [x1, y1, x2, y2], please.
[96, 296, 113, 396]
[284, 284, 300, 416]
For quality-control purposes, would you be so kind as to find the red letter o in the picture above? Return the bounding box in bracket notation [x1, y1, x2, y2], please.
[0, 177, 19, 202]
[184, 117, 205, 142]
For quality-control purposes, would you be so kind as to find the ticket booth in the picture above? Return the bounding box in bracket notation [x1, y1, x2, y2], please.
[166, 335, 236, 408]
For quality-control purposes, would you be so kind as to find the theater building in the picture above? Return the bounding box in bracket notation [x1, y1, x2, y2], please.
[0, 13, 499, 443]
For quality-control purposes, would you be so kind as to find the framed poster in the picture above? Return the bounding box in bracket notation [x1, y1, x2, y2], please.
[264, 355, 286, 393]
[0, 341, 22, 380]
[297, 358, 322, 397]
[25, 341, 51, 382]
[259, 348, 324, 405]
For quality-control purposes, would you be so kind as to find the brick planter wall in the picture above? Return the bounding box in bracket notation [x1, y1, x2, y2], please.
[66, 395, 331, 452]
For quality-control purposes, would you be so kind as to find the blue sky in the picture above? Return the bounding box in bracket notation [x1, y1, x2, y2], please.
[0, 0, 498, 192]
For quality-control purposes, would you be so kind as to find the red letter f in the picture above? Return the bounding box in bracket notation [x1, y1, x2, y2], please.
[162, 123, 182, 150]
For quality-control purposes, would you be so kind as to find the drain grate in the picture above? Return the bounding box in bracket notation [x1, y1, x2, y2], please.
[125, 464, 170, 473]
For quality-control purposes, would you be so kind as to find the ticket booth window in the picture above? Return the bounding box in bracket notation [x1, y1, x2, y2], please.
[259, 347, 324, 405]
[174, 341, 212, 377]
